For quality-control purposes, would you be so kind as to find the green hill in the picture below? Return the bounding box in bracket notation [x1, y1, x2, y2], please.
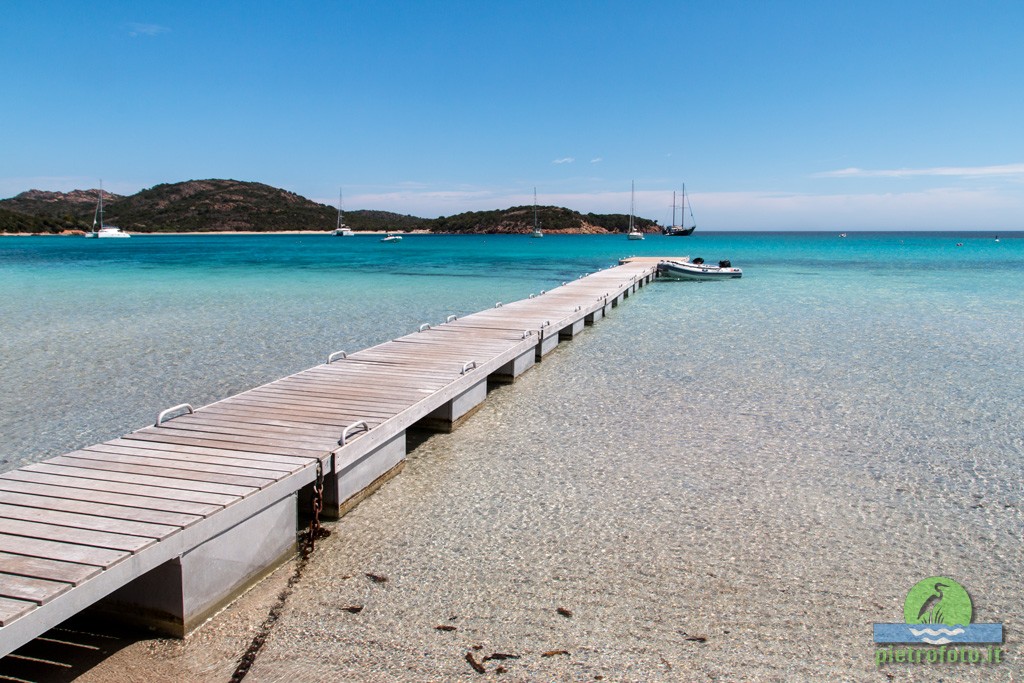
[429, 205, 659, 234]
[100, 180, 336, 232]
[1, 180, 660, 234]
[0, 206, 87, 234]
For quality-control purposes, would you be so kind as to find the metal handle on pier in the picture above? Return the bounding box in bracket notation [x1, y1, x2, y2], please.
[522, 330, 537, 339]
[419, 323, 431, 332]
[327, 350, 347, 364]
[155, 403, 194, 426]
[494, 302, 503, 308]
[529, 293, 536, 299]
[338, 420, 369, 446]
[575, 305, 582, 312]
[446, 315, 458, 323]
[540, 290, 546, 295]
[460, 360, 477, 375]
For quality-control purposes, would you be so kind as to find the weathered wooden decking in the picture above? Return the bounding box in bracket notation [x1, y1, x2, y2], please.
[0, 260, 658, 658]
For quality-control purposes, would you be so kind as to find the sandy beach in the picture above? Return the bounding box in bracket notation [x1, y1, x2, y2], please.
[49, 276, 1020, 683]
[0, 229, 437, 237]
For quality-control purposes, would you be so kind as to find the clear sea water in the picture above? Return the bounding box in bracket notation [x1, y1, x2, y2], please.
[0, 231, 1020, 471]
[2, 231, 1023, 679]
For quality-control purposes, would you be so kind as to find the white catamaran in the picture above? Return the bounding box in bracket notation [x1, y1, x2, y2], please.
[332, 188, 354, 236]
[85, 181, 129, 238]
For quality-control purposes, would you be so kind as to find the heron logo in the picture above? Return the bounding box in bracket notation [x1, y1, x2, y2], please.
[874, 576, 1005, 667]
[903, 577, 972, 628]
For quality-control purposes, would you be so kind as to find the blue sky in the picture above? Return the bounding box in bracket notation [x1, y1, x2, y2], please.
[2, 1, 1022, 229]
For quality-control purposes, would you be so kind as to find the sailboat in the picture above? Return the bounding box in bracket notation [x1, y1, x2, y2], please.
[332, 189, 354, 236]
[530, 188, 543, 238]
[84, 181, 130, 238]
[663, 183, 696, 236]
[626, 181, 644, 240]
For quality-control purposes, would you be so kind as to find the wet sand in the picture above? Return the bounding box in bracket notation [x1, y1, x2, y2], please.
[62, 288, 1020, 682]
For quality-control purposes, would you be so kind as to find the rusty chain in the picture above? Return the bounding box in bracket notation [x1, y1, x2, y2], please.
[304, 459, 325, 557]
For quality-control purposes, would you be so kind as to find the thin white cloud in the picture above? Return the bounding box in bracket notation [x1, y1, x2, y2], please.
[815, 163, 1024, 179]
[590, 157, 603, 164]
[552, 157, 575, 165]
[127, 22, 170, 37]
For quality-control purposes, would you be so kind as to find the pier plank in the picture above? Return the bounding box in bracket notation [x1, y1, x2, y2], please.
[133, 426, 331, 453]
[66, 451, 287, 484]
[0, 534, 129, 568]
[0, 573, 71, 605]
[0, 598, 35, 627]
[83, 443, 299, 475]
[266, 375, 445, 397]
[0, 552, 99, 585]
[0, 504, 179, 540]
[0, 490, 203, 528]
[104, 438, 311, 467]
[222, 391, 408, 413]
[157, 417, 348, 449]
[257, 376, 443, 398]
[197, 402, 389, 427]
[190, 406, 388, 431]
[0, 478, 221, 517]
[0, 519, 155, 553]
[17, 464, 253, 500]
[37, 459, 268, 493]
[122, 431, 327, 457]
[194, 401, 387, 428]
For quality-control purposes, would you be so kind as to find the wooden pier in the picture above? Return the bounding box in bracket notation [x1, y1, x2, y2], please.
[0, 260, 659, 658]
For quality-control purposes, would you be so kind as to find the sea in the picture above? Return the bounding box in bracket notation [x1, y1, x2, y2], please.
[1, 231, 1022, 679]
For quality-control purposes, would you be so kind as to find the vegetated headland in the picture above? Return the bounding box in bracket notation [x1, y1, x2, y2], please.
[0, 179, 660, 235]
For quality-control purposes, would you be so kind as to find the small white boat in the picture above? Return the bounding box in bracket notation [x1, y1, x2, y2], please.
[381, 233, 402, 243]
[658, 257, 742, 280]
[85, 181, 130, 238]
[839, 232, 848, 238]
[332, 188, 354, 236]
[626, 180, 644, 240]
[530, 188, 543, 238]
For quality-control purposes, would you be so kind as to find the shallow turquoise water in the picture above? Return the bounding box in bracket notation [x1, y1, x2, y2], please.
[0, 232, 1021, 470]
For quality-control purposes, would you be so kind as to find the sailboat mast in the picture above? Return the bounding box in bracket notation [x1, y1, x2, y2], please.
[680, 183, 685, 228]
[533, 187, 538, 230]
[629, 180, 635, 232]
[337, 188, 344, 230]
[672, 190, 677, 228]
[98, 180, 104, 229]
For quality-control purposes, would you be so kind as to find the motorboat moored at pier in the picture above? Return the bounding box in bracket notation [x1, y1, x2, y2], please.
[658, 257, 742, 280]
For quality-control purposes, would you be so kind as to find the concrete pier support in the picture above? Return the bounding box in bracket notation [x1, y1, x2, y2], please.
[491, 348, 536, 383]
[585, 307, 604, 325]
[611, 293, 624, 307]
[559, 318, 585, 340]
[95, 494, 298, 637]
[418, 378, 488, 432]
[536, 332, 559, 359]
[325, 431, 407, 518]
